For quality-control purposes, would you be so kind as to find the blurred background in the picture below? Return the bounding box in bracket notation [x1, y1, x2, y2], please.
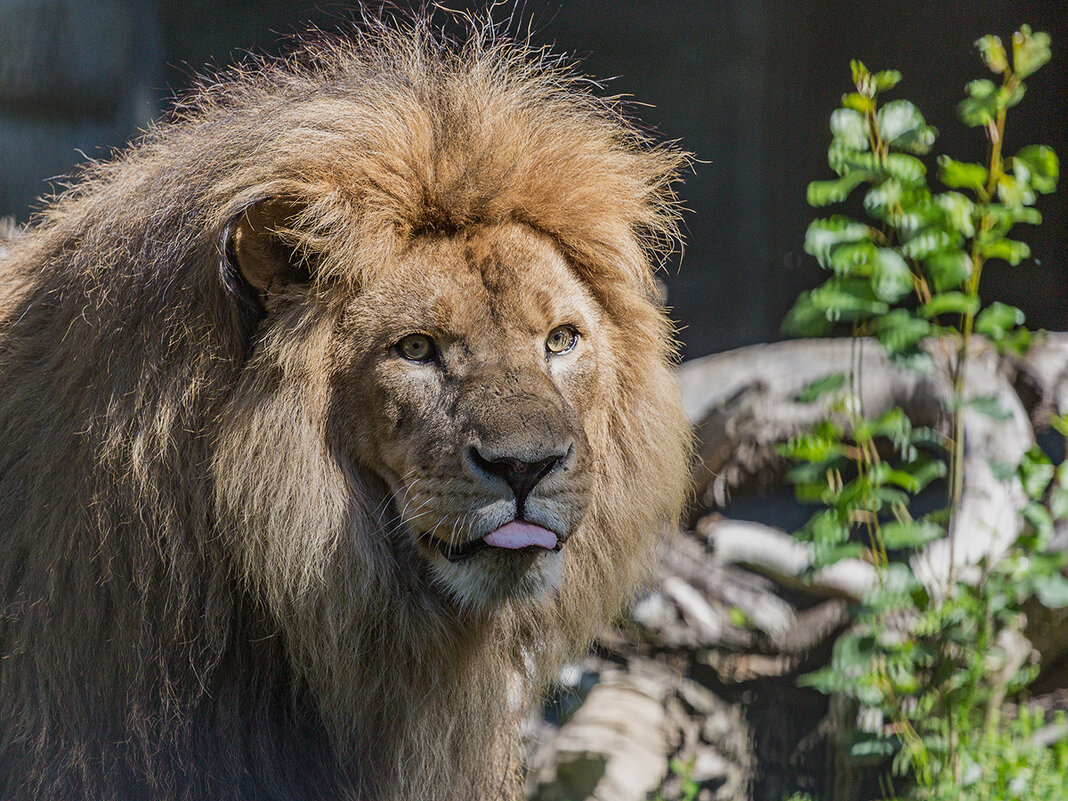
[1, 0, 1064, 359]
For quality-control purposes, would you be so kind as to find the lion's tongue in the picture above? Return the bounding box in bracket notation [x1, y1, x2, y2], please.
[483, 521, 558, 550]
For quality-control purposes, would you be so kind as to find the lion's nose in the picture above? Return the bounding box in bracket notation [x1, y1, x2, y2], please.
[468, 445, 569, 510]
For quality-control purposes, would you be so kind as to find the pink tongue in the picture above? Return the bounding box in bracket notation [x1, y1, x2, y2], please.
[483, 521, 558, 550]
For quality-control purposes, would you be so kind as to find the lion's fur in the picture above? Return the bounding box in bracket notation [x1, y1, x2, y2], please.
[0, 18, 690, 801]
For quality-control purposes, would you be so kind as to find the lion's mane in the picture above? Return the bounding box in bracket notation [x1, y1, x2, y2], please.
[0, 19, 690, 801]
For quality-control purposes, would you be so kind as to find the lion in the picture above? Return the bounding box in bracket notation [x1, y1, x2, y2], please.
[0, 18, 690, 801]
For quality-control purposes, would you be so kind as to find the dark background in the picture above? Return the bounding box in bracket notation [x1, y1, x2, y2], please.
[1, 0, 1065, 358]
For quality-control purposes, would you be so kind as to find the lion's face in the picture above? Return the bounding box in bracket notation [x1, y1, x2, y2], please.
[329, 223, 607, 610]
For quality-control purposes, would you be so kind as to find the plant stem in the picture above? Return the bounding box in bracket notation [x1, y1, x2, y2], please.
[947, 69, 1015, 593]
[944, 68, 1018, 785]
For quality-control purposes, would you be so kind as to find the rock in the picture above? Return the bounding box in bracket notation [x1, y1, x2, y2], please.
[700, 712, 734, 746]
[661, 576, 727, 644]
[678, 677, 719, 716]
[631, 591, 678, 633]
[527, 522, 836, 800]
[530, 674, 671, 801]
[699, 517, 877, 601]
[691, 747, 732, 783]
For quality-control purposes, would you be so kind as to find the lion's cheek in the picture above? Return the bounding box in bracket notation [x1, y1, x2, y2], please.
[343, 368, 449, 481]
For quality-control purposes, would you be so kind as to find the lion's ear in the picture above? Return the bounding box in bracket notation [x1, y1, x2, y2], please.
[227, 199, 313, 296]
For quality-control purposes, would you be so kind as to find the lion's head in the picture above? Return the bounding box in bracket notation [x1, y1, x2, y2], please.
[328, 222, 605, 608]
[228, 212, 624, 611]
[0, 19, 690, 801]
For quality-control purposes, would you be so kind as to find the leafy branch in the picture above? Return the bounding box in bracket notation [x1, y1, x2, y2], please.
[780, 25, 1068, 801]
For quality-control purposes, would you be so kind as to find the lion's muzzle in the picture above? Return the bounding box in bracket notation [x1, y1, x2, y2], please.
[466, 442, 571, 519]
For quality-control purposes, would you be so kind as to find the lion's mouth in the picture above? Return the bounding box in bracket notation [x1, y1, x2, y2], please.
[428, 521, 562, 563]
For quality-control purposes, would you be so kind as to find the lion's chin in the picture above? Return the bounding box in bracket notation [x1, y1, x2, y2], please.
[427, 547, 564, 613]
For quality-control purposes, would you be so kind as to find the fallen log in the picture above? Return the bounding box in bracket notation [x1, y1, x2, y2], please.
[676, 336, 1068, 591]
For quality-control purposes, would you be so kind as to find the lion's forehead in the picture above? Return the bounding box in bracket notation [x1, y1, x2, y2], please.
[357, 224, 597, 344]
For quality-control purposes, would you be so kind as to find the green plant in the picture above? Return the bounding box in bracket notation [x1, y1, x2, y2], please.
[653, 756, 700, 801]
[780, 25, 1068, 801]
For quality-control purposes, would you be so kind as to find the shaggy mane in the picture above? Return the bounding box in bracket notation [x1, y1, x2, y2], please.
[0, 16, 689, 801]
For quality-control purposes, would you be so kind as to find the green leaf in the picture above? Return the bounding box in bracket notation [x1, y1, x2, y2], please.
[828, 145, 881, 177]
[809, 277, 890, 322]
[975, 302, 1025, 338]
[798, 665, 847, 694]
[887, 350, 935, 373]
[976, 34, 1009, 73]
[786, 460, 833, 486]
[1024, 503, 1055, 540]
[800, 509, 850, 547]
[1014, 145, 1059, 194]
[783, 291, 833, 337]
[896, 198, 944, 234]
[849, 734, 898, 760]
[813, 542, 868, 569]
[782, 431, 846, 464]
[989, 458, 1018, 482]
[1012, 207, 1042, 226]
[895, 125, 938, 156]
[1020, 445, 1055, 499]
[964, 395, 1013, 421]
[923, 251, 973, 293]
[1034, 572, 1068, 608]
[876, 100, 934, 154]
[794, 481, 831, 505]
[873, 69, 902, 92]
[804, 217, 873, 268]
[857, 407, 912, 445]
[918, 292, 980, 318]
[862, 178, 903, 221]
[795, 372, 848, 403]
[998, 81, 1027, 110]
[997, 172, 1036, 207]
[874, 486, 911, 507]
[827, 239, 878, 275]
[900, 227, 955, 260]
[851, 59, 871, 88]
[869, 459, 913, 488]
[871, 247, 913, 302]
[938, 157, 988, 192]
[983, 202, 1043, 232]
[841, 92, 875, 113]
[1051, 486, 1068, 521]
[880, 467, 924, 492]
[1054, 415, 1068, 438]
[882, 520, 944, 550]
[872, 309, 931, 354]
[808, 172, 869, 207]
[910, 426, 948, 451]
[1012, 25, 1052, 79]
[830, 108, 870, 151]
[980, 237, 1030, 265]
[992, 326, 1032, 355]
[865, 563, 922, 613]
[884, 153, 927, 183]
[835, 631, 878, 668]
[903, 457, 948, 491]
[934, 192, 977, 237]
[958, 78, 1000, 127]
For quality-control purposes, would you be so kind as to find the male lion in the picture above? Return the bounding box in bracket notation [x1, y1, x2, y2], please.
[0, 19, 690, 801]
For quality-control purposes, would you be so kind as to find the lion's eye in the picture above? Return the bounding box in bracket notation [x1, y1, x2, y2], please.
[396, 334, 436, 362]
[545, 325, 578, 355]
